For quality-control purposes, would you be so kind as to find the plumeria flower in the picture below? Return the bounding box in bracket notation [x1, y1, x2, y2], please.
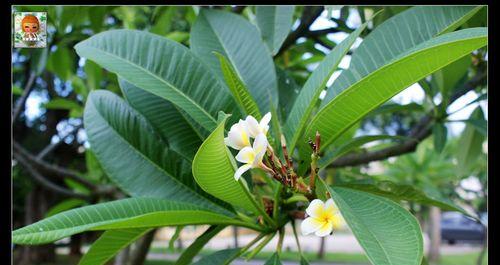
[233, 133, 268, 180]
[224, 119, 251, 150]
[246, 112, 271, 138]
[301, 198, 343, 237]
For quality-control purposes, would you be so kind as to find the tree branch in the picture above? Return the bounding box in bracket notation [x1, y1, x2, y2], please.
[277, 6, 324, 56]
[13, 71, 36, 121]
[13, 141, 96, 191]
[14, 152, 90, 200]
[36, 124, 83, 160]
[328, 70, 487, 168]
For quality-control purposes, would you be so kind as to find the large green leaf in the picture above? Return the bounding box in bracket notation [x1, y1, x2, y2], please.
[84, 90, 227, 213]
[456, 107, 486, 173]
[120, 79, 204, 161]
[276, 67, 301, 120]
[264, 253, 283, 265]
[78, 228, 152, 265]
[190, 9, 278, 114]
[192, 248, 241, 265]
[192, 115, 260, 214]
[255, 6, 295, 55]
[305, 28, 487, 151]
[433, 123, 447, 154]
[284, 22, 368, 152]
[327, 186, 423, 265]
[75, 29, 234, 132]
[12, 198, 260, 245]
[45, 199, 87, 218]
[323, 6, 482, 105]
[214, 52, 261, 119]
[335, 179, 472, 217]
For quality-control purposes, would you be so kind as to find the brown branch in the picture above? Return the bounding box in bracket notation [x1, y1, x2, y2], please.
[13, 141, 97, 191]
[14, 152, 90, 200]
[277, 6, 324, 56]
[13, 71, 36, 121]
[328, 70, 487, 168]
[36, 124, 83, 160]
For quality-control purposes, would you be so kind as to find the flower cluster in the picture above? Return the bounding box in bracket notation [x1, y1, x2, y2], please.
[224, 113, 271, 180]
[224, 113, 343, 237]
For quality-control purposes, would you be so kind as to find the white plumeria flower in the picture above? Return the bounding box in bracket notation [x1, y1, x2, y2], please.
[246, 112, 271, 138]
[233, 133, 268, 180]
[301, 198, 343, 237]
[224, 119, 251, 150]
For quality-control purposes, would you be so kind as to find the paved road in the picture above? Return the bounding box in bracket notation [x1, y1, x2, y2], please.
[146, 253, 361, 265]
[152, 233, 481, 255]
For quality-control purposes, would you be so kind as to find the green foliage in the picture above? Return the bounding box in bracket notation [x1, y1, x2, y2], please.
[79, 228, 152, 265]
[191, 9, 278, 113]
[264, 253, 283, 265]
[456, 107, 486, 173]
[327, 186, 423, 265]
[255, 6, 295, 55]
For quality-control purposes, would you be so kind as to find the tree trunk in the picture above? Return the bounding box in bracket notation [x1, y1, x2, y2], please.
[317, 237, 325, 260]
[232, 226, 239, 248]
[17, 186, 56, 265]
[428, 206, 441, 263]
[129, 229, 157, 265]
[115, 246, 130, 265]
[69, 233, 83, 257]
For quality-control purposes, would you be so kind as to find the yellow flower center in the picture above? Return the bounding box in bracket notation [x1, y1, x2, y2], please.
[241, 130, 250, 146]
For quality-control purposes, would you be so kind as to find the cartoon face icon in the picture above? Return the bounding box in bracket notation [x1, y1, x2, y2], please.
[21, 15, 39, 33]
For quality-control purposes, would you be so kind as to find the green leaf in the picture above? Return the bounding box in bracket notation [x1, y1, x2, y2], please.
[45, 199, 87, 218]
[175, 225, 226, 265]
[456, 107, 486, 173]
[264, 253, 283, 265]
[214, 52, 262, 119]
[192, 248, 241, 265]
[12, 85, 23, 96]
[255, 6, 295, 55]
[44, 98, 82, 111]
[78, 228, 151, 265]
[306, 28, 487, 151]
[192, 116, 261, 214]
[335, 179, 472, 218]
[84, 90, 228, 214]
[120, 79, 204, 161]
[47, 46, 75, 81]
[75, 29, 234, 132]
[431, 55, 471, 99]
[190, 9, 278, 114]
[367, 102, 424, 117]
[31, 48, 49, 75]
[327, 186, 423, 265]
[319, 135, 409, 168]
[285, 23, 367, 152]
[84, 59, 103, 91]
[12, 198, 256, 245]
[276, 67, 301, 120]
[433, 123, 448, 153]
[323, 6, 482, 105]
[448, 118, 487, 136]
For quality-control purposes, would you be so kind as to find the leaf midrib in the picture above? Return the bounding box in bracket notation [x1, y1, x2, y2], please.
[79, 43, 217, 129]
[308, 33, 486, 149]
[89, 100, 228, 215]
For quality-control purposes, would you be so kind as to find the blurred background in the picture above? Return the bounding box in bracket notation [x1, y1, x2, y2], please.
[12, 6, 487, 265]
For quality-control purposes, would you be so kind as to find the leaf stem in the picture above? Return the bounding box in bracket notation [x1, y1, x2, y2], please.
[245, 232, 276, 261]
[238, 179, 277, 228]
[291, 220, 303, 255]
[277, 227, 285, 255]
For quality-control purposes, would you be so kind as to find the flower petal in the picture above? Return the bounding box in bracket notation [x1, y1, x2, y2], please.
[324, 198, 338, 214]
[245, 115, 260, 138]
[300, 217, 324, 235]
[260, 112, 272, 128]
[225, 122, 250, 150]
[234, 164, 252, 180]
[314, 221, 333, 237]
[235, 147, 255, 164]
[332, 214, 345, 230]
[306, 199, 325, 218]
